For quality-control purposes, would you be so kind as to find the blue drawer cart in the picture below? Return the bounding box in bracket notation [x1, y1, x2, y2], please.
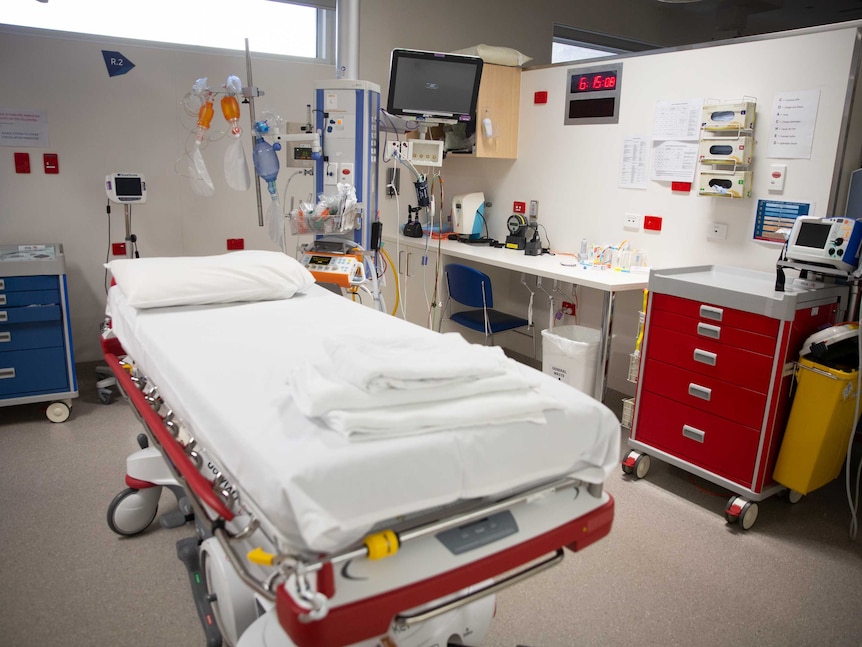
[0, 244, 78, 422]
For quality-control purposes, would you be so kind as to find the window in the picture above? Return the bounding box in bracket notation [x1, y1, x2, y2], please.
[0, 0, 333, 60]
[552, 24, 658, 63]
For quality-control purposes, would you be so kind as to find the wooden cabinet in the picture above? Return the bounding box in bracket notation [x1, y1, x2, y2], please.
[626, 266, 847, 521]
[473, 64, 520, 159]
[0, 244, 78, 422]
[430, 64, 520, 160]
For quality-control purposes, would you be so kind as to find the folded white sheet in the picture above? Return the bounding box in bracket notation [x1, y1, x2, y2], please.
[326, 332, 509, 392]
[322, 387, 560, 440]
[289, 357, 541, 418]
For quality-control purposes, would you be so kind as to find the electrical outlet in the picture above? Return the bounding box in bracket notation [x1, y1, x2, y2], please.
[624, 213, 641, 231]
[386, 140, 408, 159]
[708, 222, 728, 241]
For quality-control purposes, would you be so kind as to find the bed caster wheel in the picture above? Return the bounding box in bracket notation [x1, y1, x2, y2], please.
[98, 388, 114, 405]
[621, 451, 650, 479]
[787, 489, 803, 504]
[107, 487, 160, 536]
[725, 496, 758, 530]
[45, 401, 71, 423]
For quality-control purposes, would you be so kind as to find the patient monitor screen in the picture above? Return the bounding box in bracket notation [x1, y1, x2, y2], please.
[387, 50, 483, 121]
[795, 221, 831, 248]
[115, 177, 143, 199]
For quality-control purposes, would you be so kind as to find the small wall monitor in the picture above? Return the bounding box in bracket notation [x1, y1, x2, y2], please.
[564, 62, 623, 125]
[386, 49, 483, 124]
[106, 173, 147, 204]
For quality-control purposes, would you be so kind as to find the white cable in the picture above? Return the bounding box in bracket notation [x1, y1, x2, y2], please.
[387, 175, 408, 320]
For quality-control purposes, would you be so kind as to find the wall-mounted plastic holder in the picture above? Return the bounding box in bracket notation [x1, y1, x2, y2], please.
[698, 171, 752, 198]
[698, 135, 754, 166]
[702, 100, 756, 131]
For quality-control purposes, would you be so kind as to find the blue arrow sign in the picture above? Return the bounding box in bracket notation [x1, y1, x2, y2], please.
[102, 50, 135, 77]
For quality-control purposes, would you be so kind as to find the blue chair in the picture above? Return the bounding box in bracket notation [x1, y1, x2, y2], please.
[441, 263, 536, 355]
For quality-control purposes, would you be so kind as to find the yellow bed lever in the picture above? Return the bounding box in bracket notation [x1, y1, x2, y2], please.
[363, 529, 400, 560]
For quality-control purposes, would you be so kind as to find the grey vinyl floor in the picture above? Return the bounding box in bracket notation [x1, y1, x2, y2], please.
[1, 361, 861, 647]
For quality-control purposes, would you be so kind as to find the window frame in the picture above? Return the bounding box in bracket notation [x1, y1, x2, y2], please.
[553, 24, 659, 63]
[0, 0, 334, 62]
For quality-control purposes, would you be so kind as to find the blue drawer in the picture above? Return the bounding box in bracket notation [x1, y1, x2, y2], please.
[0, 275, 59, 292]
[0, 304, 60, 325]
[0, 347, 69, 397]
[0, 321, 63, 352]
[0, 289, 59, 307]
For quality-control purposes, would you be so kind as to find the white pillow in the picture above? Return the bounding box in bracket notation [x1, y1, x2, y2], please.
[106, 250, 316, 309]
[451, 44, 532, 67]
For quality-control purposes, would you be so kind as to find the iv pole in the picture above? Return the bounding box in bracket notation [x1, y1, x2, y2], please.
[243, 38, 264, 228]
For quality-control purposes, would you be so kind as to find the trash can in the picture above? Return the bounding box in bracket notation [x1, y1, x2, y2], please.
[541, 325, 601, 396]
[773, 324, 861, 495]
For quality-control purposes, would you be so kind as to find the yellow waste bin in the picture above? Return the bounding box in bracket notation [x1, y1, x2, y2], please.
[773, 356, 860, 495]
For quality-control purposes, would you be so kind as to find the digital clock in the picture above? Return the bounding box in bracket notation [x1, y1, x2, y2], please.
[571, 70, 618, 94]
[564, 62, 623, 125]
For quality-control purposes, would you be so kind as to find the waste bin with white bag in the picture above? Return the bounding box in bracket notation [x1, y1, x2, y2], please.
[541, 325, 601, 397]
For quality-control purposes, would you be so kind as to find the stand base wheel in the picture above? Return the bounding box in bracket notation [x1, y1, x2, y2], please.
[107, 486, 160, 536]
[46, 401, 71, 423]
[725, 495, 759, 530]
[621, 450, 651, 479]
[787, 489, 803, 504]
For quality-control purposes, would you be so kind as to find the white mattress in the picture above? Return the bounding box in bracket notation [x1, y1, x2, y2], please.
[107, 284, 620, 554]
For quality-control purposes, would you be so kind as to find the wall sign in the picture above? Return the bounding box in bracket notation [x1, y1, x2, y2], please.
[102, 50, 135, 77]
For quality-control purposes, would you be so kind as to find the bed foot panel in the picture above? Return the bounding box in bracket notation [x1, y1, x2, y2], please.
[277, 496, 614, 647]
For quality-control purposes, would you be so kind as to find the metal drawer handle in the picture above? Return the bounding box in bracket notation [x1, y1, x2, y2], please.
[0, 295, 5, 306]
[697, 322, 720, 339]
[0, 279, 4, 290]
[682, 424, 705, 443]
[0, 312, 6, 323]
[699, 305, 723, 322]
[0, 367, 15, 380]
[0, 332, 9, 343]
[688, 383, 712, 401]
[693, 348, 717, 366]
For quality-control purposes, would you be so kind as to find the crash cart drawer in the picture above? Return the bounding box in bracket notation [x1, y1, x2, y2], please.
[0, 244, 78, 421]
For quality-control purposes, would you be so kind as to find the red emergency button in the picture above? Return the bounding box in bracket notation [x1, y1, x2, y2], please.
[771, 170, 782, 178]
[341, 168, 351, 175]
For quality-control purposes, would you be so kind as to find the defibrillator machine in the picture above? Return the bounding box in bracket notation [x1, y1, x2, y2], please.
[786, 216, 862, 273]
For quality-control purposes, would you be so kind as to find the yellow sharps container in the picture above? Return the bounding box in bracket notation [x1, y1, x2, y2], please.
[774, 350, 860, 496]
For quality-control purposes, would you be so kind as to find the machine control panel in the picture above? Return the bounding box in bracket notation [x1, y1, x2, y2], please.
[435, 510, 519, 555]
[300, 252, 365, 288]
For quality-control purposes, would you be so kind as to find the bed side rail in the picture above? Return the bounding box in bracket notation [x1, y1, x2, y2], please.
[103, 351, 235, 523]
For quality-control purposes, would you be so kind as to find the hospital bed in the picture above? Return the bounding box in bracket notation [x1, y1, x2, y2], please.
[101, 251, 620, 646]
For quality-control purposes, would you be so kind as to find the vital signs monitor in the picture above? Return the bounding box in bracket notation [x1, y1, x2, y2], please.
[105, 173, 147, 204]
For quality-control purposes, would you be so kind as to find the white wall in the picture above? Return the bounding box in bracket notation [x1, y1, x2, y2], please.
[0, 8, 856, 368]
[501, 26, 860, 272]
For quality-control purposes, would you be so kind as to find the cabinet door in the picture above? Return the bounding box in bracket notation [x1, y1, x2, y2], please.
[404, 249, 440, 329]
[474, 64, 520, 159]
[383, 247, 440, 328]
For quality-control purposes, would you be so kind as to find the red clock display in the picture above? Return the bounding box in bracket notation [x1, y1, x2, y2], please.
[571, 71, 618, 93]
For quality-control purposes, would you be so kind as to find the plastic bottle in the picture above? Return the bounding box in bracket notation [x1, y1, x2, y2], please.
[221, 95, 242, 137]
[195, 100, 214, 143]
